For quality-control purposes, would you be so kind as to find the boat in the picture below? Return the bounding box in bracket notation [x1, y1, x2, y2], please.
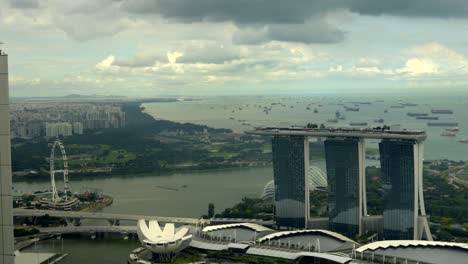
[384, 109, 388, 113]
[407, 112, 428, 117]
[431, 109, 453, 114]
[459, 139, 468, 143]
[344, 106, 359, 112]
[306, 107, 311, 110]
[374, 118, 384, 123]
[401, 103, 418, 106]
[441, 131, 456, 137]
[350, 122, 368, 126]
[428, 122, 459, 127]
[335, 110, 341, 119]
[326, 119, 338, 123]
[390, 105, 404, 108]
[446, 127, 460, 132]
[313, 108, 318, 113]
[416, 116, 438, 120]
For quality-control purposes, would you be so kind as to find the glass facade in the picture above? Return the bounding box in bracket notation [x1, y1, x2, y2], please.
[379, 139, 415, 240]
[272, 136, 308, 229]
[324, 138, 360, 238]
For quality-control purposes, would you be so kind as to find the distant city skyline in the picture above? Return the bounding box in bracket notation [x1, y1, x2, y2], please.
[2, 0, 468, 96]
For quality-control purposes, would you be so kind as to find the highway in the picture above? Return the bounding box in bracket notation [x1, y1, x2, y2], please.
[13, 208, 206, 225]
[37, 225, 137, 234]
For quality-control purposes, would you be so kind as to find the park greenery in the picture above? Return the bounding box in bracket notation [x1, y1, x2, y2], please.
[12, 102, 272, 180]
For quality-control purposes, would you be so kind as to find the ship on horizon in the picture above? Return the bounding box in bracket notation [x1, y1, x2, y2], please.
[431, 109, 454, 114]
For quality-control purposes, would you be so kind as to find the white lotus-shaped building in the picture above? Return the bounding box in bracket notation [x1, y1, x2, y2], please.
[136, 219, 192, 262]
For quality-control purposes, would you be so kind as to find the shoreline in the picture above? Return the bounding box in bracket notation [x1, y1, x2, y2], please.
[12, 164, 274, 183]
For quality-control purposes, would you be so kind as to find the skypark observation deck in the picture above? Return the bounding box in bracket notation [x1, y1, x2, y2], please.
[245, 127, 427, 141]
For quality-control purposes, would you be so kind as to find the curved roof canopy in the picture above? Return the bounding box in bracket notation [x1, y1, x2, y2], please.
[356, 240, 468, 253]
[202, 223, 273, 233]
[261, 166, 327, 200]
[257, 229, 357, 244]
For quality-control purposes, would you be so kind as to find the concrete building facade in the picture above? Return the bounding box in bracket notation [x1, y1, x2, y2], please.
[0, 49, 14, 264]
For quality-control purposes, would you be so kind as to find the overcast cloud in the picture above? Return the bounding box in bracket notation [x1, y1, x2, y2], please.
[2, 0, 468, 96]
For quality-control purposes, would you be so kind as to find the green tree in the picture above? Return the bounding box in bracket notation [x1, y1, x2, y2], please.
[208, 203, 215, 218]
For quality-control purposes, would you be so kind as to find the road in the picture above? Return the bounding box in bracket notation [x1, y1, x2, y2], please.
[13, 208, 206, 225]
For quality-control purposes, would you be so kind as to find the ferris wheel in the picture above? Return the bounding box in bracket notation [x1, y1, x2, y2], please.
[50, 139, 70, 202]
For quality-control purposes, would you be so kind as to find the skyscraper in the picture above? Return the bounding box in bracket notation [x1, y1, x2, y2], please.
[0, 49, 14, 264]
[324, 138, 364, 238]
[272, 136, 309, 229]
[379, 139, 418, 240]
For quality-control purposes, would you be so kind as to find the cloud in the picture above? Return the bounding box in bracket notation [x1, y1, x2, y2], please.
[121, 0, 468, 22]
[9, 0, 39, 9]
[400, 58, 438, 76]
[167, 51, 183, 63]
[96, 55, 116, 70]
[348, 0, 468, 18]
[233, 22, 345, 45]
[114, 55, 163, 68]
[120, 0, 338, 23]
[399, 42, 468, 77]
[408, 42, 464, 60]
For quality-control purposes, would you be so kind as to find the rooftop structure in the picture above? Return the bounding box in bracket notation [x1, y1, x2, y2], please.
[202, 223, 273, 233]
[258, 229, 356, 244]
[246, 127, 427, 141]
[201, 223, 275, 242]
[355, 240, 468, 264]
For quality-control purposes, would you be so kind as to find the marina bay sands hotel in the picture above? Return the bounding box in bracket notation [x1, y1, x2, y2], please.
[246, 127, 432, 241]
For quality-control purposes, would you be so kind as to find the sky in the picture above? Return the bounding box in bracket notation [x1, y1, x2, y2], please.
[2, 0, 468, 97]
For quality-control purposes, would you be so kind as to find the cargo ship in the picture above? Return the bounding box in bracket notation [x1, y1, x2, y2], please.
[344, 106, 359, 111]
[431, 109, 454, 114]
[350, 122, 368, 126]
[416, 116, 439, 120]
[401, 103, 418, 106]
[446, 127, 460, 132]
[441, 131, 456, 137]
[407, 112, 428, 117]
[428, 122, 459, 127]
[459, 139, 468, 143]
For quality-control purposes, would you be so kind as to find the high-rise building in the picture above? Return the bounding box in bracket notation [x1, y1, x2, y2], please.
[380, 139, 422, 240]
[57, 122, 72, 136]
[248, 127, 432, 240]
[0, 49, 14, 264]
[46, 122, 73, 137]
[272, 136, 309, 229]
[73, 122, 83, 135]
[325, 138, 365, 238]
